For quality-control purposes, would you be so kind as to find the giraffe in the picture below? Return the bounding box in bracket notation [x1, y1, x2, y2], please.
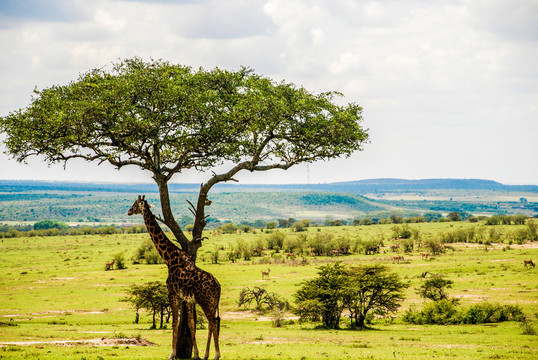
[128, 195, 221, 360]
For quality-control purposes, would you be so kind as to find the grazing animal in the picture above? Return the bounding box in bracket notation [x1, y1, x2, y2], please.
[392, 255, 404, 264]
[365, 245, 379, 255]
[262, 269, 271, 280]
[390, 244, 400, 252]
[286, 253, 296, 259]
[421, 252, 430, 259]
[105, 259, 115, 271]
[331, 249, 341, 256]
[524, 259, 535, 268]
[128, 195, 221, 360]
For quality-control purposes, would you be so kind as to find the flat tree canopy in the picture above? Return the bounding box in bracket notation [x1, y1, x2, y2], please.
[0, 57, 368, 256]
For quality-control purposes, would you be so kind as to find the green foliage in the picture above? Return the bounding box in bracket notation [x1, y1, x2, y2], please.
[210, 247, 220, 264]
[459, 302, 524, 324]
[403, 300, 459, 325]
[357, 238, 383, 255]
[33, 220, 68, 230]
[527, 220, 538, 241]
[423, 238, 444, 255]
[133, 239, 163, 265]
[266, 231, 286, 251]
[238, 286, 288, 312]
[403, 301, 525, 325]
[123, 281, 169, 329]
[235, 238, 253, 260]
[0, 58, 367, 205]
[293, 219, 310, 232]
[416, 275, 454, 301]
[307, 232, 332, 256]
[219, 222, 237, 234]
[114, 253, 127, 270]
[447, 212, 463, 221]
[401, 238, 414, 253]
[346, 264, 409, 328]
[294, 263, 408, 329]
[392, 224, 413, 239]
[294, 262, 348, 329]
[519, 317, 537, 335]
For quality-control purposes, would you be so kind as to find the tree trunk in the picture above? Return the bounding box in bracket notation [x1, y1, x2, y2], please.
[154, 175, 198, 358]
[356, 312, 366, 329]
[154, 174, 191, 250]
[175, 301, 194, 359]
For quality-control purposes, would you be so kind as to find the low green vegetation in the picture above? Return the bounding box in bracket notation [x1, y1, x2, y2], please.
[0, 220, 537, 359]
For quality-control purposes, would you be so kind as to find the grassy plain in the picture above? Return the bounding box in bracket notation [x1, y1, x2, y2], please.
[0, 222, 537, 359]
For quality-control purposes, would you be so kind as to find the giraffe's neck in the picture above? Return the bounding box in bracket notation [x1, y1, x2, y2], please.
[142, 203, 179, 265]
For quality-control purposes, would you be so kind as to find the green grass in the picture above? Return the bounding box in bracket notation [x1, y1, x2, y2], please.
[0, 223, 537, 359]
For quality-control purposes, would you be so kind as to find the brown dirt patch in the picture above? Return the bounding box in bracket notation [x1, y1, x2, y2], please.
[0, 337, 155, 347]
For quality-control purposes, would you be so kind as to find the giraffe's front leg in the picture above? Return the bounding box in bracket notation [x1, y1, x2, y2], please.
[169, 293, 179, 360]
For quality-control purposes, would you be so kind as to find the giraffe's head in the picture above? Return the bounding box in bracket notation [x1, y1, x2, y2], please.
[127, 195, 146, 216]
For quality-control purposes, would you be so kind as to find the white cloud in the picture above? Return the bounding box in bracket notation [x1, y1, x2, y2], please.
[0, 0, 536, 184]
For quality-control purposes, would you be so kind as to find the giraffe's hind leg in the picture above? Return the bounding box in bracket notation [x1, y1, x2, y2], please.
[186, 302, 200, 359]
[202, 309, 220, 360]
[203, 318, 215, 360]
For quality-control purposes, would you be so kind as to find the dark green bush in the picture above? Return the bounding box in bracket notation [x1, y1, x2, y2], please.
[459, 303, 524, 324]
[403, 300, 459, 325]
[403, 301, 525, 325]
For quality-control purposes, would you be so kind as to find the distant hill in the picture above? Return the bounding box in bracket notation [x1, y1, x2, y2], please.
[323, 178, 538, 193]
[0, 179, 536, 223]
[1, 178, 536, 194]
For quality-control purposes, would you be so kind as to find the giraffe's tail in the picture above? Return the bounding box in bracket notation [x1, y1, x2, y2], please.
[216, 306, 221, 338]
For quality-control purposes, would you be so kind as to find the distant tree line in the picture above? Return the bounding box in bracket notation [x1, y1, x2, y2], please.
[0, 212, 534, 240]
[0, 223, 147, 238]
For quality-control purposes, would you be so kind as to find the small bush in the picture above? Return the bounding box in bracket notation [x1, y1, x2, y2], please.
[238, 286, 288, 312]
[459, 303, 524, 324]
[403, 300, 459, 325]
[519, 317, 536, 335]
[114, 253, 127, 270]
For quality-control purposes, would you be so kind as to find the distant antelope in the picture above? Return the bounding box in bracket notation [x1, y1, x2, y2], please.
[331, 249, 341, 256]
[286, 253, 296, 259]
[524, 259, 535, 269]
[421, 252, 430, 259]
[390, 244, 400, 252]
[392, 255, 404, 264]
[105, 259, 115, 271]
[262, 269, 271, 280]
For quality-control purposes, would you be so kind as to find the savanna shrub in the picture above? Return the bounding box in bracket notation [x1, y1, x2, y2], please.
[459, 303, 524, 324]
[114, 253, 127, 270]
[133, 239, 163, 264]
[403, 301, 525, 325]
[403, 300, 459, 325]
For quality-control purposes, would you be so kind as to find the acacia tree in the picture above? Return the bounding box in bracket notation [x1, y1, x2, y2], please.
[123, 281, 170, 329]
[346, 264, 409, 328]
[294, 262, 349, 329]
[294, 263, 408, 329]
[416, 274, 454, 302]
[0, 57, 368, 356]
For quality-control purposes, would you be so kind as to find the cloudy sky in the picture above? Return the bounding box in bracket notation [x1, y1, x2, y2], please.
[0, 0, 537, 185]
